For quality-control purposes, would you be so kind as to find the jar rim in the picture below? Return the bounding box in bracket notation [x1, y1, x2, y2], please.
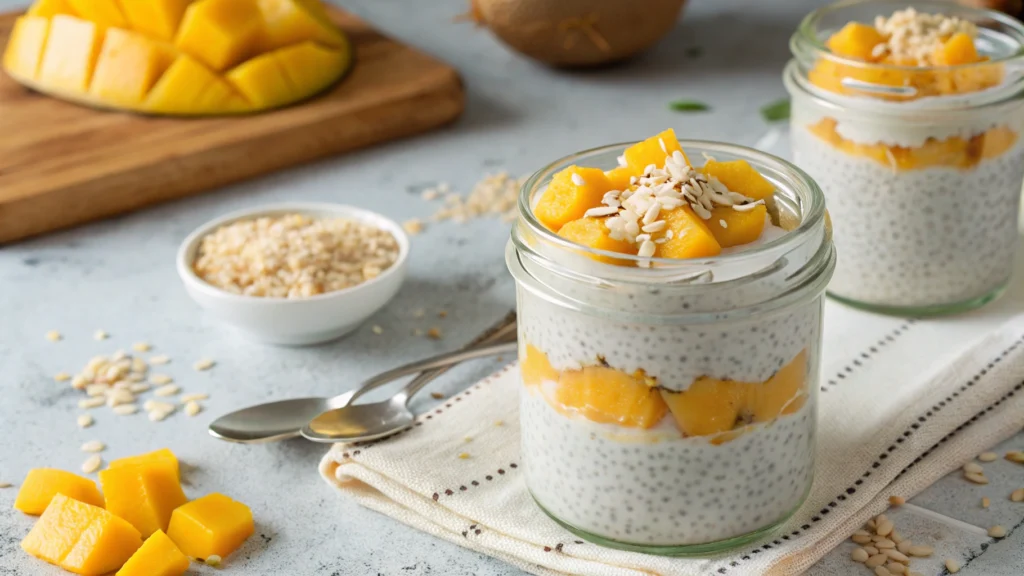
[515, 139, 827, 280]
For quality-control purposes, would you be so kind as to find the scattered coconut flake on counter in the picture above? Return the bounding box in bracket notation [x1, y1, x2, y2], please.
[131, 342, 151, 352]
[154, 384, 180, 397]
[181, 393, 209, 403]
[1011, 488, 1024, 502]
[77, 414, 94, 428]
[193, 214, 400, 298]
[53, 372, 70, 382]
[45, 330, 61, 342]
[430, 392, 445, 400]
[0, 482, 12, 489]
[93, 330, 108, 340]
[149, 354, 170, 365]
[371, 325, 383, 335]
[431, 172, 527, 224]
[81, 455, 102, 474]
[402, 218, 424, 235]
[149, 373, 173, 385]
[113, 404, 138, 416]
[427, 327, 443, 340]
[184, 401, 202, 417]
[205, 555, 222, 567]
[193, 358, 215, 371]
[81, 441, 105, 453]
[978, 452, 999, 462]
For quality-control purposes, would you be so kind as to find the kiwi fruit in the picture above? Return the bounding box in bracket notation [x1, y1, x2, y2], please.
[465, 0, 688, 67]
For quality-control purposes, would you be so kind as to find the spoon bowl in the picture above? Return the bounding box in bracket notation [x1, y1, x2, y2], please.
[209, 393, 353, 443]
[302, 395, 416, 443]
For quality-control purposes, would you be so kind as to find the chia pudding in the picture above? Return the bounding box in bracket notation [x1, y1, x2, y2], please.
[787, 1, 1024, 314]
[506, 132, 835, 554]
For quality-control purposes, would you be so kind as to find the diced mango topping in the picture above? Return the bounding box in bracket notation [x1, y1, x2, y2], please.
[603, 166, 633, 191]
[167, 493, 254, 560]
[116, 530, 190, 576]
[14, 468, 104, 515]
[2, 0, 352, 115]
[702, 159, 775, 202]
[933, 32, 979, 66]
[623, 128, 688, 174]
[557, 217, 636, 263]
[110, 448, 180, 478]
[99, 454, 188, 537]
[533, 166, 612, 231]
[555, 366, 668, 429]
[827, 22, 886, 61]
[22, 494, 143, 576]
[521, 344, 558, 387]
[705, 205, 767, 248]
[655, 207, 722, 259]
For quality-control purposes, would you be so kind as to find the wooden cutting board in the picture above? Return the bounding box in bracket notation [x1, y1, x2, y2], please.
[0, 8, 464, 244]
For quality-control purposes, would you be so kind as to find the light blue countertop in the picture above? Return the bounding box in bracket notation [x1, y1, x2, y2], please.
[0, 0, 1020, 574]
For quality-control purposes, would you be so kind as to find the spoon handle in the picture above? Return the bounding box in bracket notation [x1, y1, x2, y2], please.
[346, 311, 517, 405]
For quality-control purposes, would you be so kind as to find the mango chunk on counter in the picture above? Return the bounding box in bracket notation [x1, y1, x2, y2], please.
[89, 28, 175, 107]
[623, 128, 688, 174]
[257, 0, 347, 50]
[604, 166, 633, 191]
[110, 448, 180, 478]
[14, 468, 104, 515]
[116, 530, 190, 576]
[119, 0, 191, 42]
[702, 159, 775, 202]
[175, 0, 264, 72]
[520, 344, 558, 387]
[661, 378, 750, 437]
[22, 494, 142, 575]
[555, 367, 668, 429]
[826, 22, 885, 60]
[67, 0, 127, 28]
[705, 204, 767, 248]
[2, 16, 49, 81]
[557, 217, 636, 264]
[167, 493, 254, 560]
[533, 166, 612, 231]
[99, 455, 188, 537]
[27, 0, 75, 18]
[749, 350, 808, 421]
[145, 54, 243, 114]
[36, 15, 104, 93]
[654, 207, 721, 259]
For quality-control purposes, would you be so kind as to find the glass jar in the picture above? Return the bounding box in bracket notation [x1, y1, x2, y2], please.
[786, 0, 1024, 316]
[505, 141, 835, 555]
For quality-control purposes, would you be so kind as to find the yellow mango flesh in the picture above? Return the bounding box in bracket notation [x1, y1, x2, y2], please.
[556, 217, 636, 264]
[660, 378, 749, 437]
[655, 207, 722, 259]
[145, 54, 242, 114]
[119, 0, 191, 42]
[934, 32, 980, 66]
[167, 493, 254, 560]
[275, 41, 348, 99]
[258, 0, 347, 50]
[36, 15, 104, 93]
[702, 159, 775, 202]
[14, 468, 104, 515]
[67, 0, 127, 28]
[555, 367, 668, 429]
[2, 16, 49, 81]
[623, 128, 689, 174]
[175, 0, 264, 72]
[116, 530, 190, 576]
[22, 494, 142, 576]
[109, 448, 180, 479]
[749, 350, 808, 422]
[827, 22, 885, 60]
[226, 50, 293, 109]
[27, 0, 75, 18]
[533, 166, 612, 231]
[604, 166, 633, 191]
[705, 204, 767, 248]
[520, 344, 558, 387]
[89, 29, 175, 106]
[99, 457, 188, 538]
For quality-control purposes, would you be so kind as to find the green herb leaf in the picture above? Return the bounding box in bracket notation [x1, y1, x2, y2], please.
[669, 100, 710, 112]
[760, 98, 791, 122]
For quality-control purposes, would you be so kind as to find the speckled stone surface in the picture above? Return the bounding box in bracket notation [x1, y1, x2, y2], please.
[0, 0, 1021, 574]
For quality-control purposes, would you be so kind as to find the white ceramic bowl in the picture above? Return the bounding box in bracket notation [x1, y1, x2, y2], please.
[176, 202, 409, 346]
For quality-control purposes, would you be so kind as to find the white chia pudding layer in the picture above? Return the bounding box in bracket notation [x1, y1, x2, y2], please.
[521, 389, 815, 546]
[519, 290, 821, 391]
[794, 125, 1024, 308]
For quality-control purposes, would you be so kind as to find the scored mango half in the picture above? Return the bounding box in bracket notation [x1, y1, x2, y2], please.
[2, 0, 353, 115]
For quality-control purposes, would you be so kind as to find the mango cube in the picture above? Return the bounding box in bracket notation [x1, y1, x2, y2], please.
[826, 22, 885, 60]
[705, 204, 767, 248]
[37, 15, 104, 93]
[175, 0, 264, 71]
[89, 29, 175, 106]
[660, 378, 750, 437]
[67, 0, 127, 28]
[225, 50, 294, 109]
[604, 166, 633, 191]
[26, 0, 76, 18]
[623, 128, 689, 174]
[119, 0, 191, 42]
[22, 493, 142, 575]
[654, 207, 721, 259]
[702, 159, 775, 202]
[14, 468, 104, 515]
[556, 367, 668, 429]
[116, 530, 190, 576]
[257, 0, 347, 50]
[2, 16, 49, 81]
[110, 448, 180, 478]
[167, 493, 254, 560]
[556, 217, 635, 263]
[275, 41, 350, 100]
[934, 32, 981, 66]
[533, 166, 612, 231]
[99, 455, 188, 537]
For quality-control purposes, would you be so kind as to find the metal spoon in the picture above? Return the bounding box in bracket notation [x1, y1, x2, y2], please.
[208, 313, 517, 444]
[302, 340, 517, 443]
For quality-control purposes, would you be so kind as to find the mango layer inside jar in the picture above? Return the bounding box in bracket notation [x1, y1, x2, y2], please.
[534, 129, 778, 264]
[809, 22, 1004, 100]
[808, 117, 1019, 170]
[521, 344, 808, 444]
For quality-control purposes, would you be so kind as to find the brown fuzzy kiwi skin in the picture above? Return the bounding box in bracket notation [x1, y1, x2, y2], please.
[471, 0, 688, 67]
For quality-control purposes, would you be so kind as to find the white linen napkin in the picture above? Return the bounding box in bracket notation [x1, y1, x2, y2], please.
[319, 305, 1024, 576]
